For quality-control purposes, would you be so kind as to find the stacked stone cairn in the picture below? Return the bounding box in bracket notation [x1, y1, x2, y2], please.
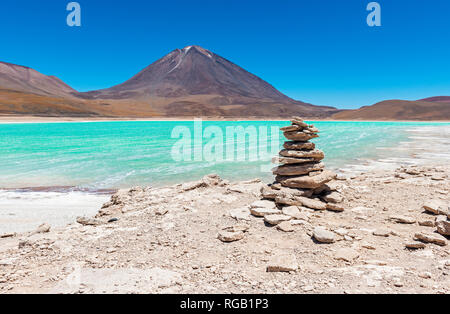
[255, 117, 344, 229]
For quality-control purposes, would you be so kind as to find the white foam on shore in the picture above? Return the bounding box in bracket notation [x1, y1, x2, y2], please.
[0, 190, 110, 234]
[337, 125, 450, 176]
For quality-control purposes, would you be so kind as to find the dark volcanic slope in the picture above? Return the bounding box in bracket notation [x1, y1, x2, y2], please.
[332, 99, 450, 121]
[81, 45, 338, 118]
[0, 62, 77, 98]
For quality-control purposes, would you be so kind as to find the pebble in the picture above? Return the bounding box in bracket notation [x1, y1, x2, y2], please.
[313, 227, 336, 243]
[276, 221, 294, 232]
[264, 214, 292, 226]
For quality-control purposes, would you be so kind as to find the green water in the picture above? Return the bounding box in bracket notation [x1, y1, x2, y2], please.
[0, 121, 447, 189]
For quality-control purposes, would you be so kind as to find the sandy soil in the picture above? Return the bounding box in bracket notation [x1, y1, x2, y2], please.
[0, 166, 448, 294]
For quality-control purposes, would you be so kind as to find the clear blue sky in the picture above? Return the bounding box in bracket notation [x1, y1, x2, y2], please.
[1, 0, 449, 109]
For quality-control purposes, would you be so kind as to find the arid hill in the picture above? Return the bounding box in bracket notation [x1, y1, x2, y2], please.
[332, 99, 450, 121]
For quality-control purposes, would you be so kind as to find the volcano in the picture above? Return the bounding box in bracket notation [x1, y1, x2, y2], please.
[80, 45, 338, 118]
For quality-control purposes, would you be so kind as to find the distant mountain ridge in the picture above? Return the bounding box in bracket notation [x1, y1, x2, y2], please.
[0, 61, 77, 98]
[0, 46, 450, 120]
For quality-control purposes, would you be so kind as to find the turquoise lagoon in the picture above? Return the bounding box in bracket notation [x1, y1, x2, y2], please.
[0, 121, 448, 190]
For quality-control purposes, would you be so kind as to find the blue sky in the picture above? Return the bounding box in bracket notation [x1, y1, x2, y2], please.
[1, 0, 449, 109]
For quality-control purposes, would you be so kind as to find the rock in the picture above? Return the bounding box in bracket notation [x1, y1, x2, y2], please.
[0, 233, 16, 239]
[283, 141, 316, 151]
[250, 207, 280, 217]
[229, 207, 251, 221]
[280, 125, 302, 132]
[266, 254, 298, 272]
[321, 191, 343, 204]
[250, 200, 276, 209]
[277, 221, 294, 232]
[108, 218, 119, 223]
[272, 157, 317, 165]
[313, 227, 336, 243]
[436, 220, 450, 236]
[260, 185, 313, 200]
[277, 170, 337, 189]
[279, 149, 324, 160]
[264, 214, 292, 225]
[373, 229, 390, 237]
[34, 223, 51, 234]
[281, 206, 309, 220]
[423, 200, 448, 215]
[415, 232, 447, 246]
[283, 131, 318, 141]
[335, 248, 359, 262]
[272, 162, 325, 176]
[405, 242, 426, 250]
[326, 203, 345, 212]
[390, 215, 416, 224]
[418, 219, 436, 227]
[77, 217, 103, 226]
[218, 231, 245, 243]
[275, 196, 326, 210]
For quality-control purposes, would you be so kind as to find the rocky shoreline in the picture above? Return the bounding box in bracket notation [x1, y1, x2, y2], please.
[0, 163, 449, 293]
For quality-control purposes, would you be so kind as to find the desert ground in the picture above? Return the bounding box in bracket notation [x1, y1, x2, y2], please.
[0, 165, 449, 294]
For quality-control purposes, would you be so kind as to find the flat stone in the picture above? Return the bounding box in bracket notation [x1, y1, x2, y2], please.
[414, 232, 447, 246]
[326, 203, 345, 212]
[0, 233, 16, 239]
[272, 156, 317, 165]
[373, 229, 390, 237]
[77, 216, 103, 226]
[283, 141, 316, 151]
[313, 227, 336, 243]
[264, 214, 292, 225]
[290, 118, 309, 128]
[390, 215, 416, 224]
[275, 196, 327, 211]
[405, 242, 426, 250]
[266, 254, 298, 272]
[277, 170, 337, 189]
[281, 206, 309, 220]
[250, 200, 276, 209]
[280, 125, 302, 132]
[277, 221, 294, 232]
[335, 248, 360, 262]
[260, 185, 313, 200]
[284, 131, 318, 141]
[279, 149, 325, 160]
[436, 220, 450, 236]
[229, 207, 251, 221]
[418, 220, 436, 227]
[272, 162, 324, 176]
[250, 207, 281, 217]
[423, 200, 448, 215]
[218, 231, 245, 243]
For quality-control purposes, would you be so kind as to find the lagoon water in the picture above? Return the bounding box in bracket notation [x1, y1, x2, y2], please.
[1, 120, 450, 233]
[1, 120, 449, 190]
